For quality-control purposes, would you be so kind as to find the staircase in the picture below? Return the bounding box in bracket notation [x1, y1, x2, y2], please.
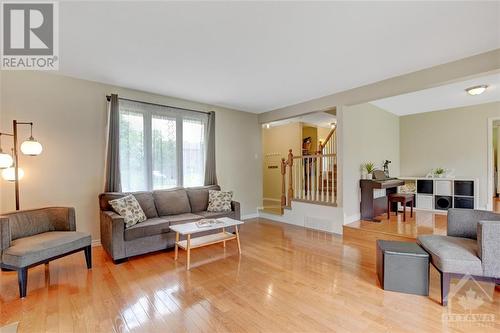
[280, 126, 338, 209]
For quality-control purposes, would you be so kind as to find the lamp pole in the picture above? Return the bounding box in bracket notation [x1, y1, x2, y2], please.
[0, 120, 42, 210]
[13, 120, 20, 210]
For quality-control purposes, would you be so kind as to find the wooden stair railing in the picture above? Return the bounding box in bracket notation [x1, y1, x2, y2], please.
[281, 126, 337, 208]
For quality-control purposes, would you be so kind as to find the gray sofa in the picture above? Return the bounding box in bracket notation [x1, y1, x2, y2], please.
[0, 207, 91, 298]
[99, 185, 240, 263]
[417, 208, 500, 306]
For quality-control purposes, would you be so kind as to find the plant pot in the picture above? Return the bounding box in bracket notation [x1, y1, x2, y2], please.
[367, 174, 373, 180]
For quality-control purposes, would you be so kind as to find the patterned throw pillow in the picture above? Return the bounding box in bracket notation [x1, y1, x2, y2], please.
[109, 195, 147, 228]
[207, 190, 233, 212]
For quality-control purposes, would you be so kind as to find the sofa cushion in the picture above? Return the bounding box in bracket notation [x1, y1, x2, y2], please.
[2, 231, 91, 267]
[417, 235, 483, 275]
[153, 189, 192, 216]
[164, 213, 204, 226]
[99, 192, 158, 218]
[109, 195, 147, 228]
[186, 185, 220, 212]
[124, 217, 171, 241]
[130, 192, 158, 218]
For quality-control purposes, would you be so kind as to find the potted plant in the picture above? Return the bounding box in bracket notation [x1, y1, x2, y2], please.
[363, 162, 376, 180]
[434, 168, 446, 178]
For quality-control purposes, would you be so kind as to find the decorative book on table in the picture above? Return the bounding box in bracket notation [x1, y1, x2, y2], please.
[196, 219, 224, 228]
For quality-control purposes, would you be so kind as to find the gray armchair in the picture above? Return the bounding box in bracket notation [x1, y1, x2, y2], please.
[0, 207, 91, 298]
[417, 208, 500, 306]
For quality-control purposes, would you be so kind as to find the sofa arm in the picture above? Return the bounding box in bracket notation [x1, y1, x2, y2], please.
[100, 211, 126, 260]
[231, 201, 241, 220]
[447, 209, 500, 239]
[477, 220, 500, 278]
[0, 217, 10, 252]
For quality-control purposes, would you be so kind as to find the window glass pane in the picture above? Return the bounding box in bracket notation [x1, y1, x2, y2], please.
[183, 118, 205, 187]
[152, 115, 177, 189]
[119, 110, 146, 191]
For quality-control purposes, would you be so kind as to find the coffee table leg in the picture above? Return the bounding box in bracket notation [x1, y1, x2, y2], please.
[222, 227, 226, 248]
[186, 234, 191, 270]
[235, 226, 242, 254]
[174, 232, 179, 260]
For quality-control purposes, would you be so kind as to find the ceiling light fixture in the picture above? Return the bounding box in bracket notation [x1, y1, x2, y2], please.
[465, 85, 488, 96]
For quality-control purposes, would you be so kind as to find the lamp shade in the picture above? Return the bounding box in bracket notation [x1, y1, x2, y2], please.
[2, 167, 24, 181]
[0, 152, 13, 168]
[20, 137, 43, 156]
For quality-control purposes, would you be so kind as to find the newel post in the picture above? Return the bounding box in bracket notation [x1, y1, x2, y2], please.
[280, 158, 287, 207]
[287, 150, 294, 206]
[318, 141, 323, 193]
[317, 140, 323, 155]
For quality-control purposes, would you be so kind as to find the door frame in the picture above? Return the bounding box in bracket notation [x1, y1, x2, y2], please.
[487, 117, 500, 211]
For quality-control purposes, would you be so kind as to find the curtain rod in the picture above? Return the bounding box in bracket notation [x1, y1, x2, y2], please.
[106, 95, 211, 115]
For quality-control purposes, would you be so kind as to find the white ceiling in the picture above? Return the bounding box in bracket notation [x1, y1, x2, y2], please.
[370, 73, 500, 116]
[59, 1, 500, 113]
[266, 112, 336, 128]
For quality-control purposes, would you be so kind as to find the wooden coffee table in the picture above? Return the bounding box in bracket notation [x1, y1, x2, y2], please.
[170, 217, 243, 270]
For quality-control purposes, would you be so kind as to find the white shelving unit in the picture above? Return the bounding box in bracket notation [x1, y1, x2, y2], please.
[397, 177, 478, 213]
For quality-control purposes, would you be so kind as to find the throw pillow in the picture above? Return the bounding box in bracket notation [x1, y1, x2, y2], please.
[207, 190, 233, 212]
[109, 194, 147, 228]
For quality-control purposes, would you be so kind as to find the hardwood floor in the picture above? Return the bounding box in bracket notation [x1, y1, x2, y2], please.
[343, 210, 448, 244]
[1, 218, 498, 332]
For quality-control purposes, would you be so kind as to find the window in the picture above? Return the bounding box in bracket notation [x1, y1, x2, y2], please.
[119, 99, 207, 191]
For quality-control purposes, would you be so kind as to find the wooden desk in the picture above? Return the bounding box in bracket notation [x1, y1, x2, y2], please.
[360, 179, 405, 222]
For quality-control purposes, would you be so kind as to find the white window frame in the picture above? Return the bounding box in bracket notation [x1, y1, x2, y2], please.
[119, 99, 207, 191]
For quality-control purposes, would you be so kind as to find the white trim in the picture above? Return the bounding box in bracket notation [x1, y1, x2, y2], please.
[344, 213, 360, 225]
[242, 213, 259, 220]
[487, 117, 500, 211]
[91, 239, 101, 247]
[257, 211, 287, 223]
[262, 197, 281, 203]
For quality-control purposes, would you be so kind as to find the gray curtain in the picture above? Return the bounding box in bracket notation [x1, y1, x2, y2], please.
[204, 111, 217, 185]
[104, 94, 122, 192]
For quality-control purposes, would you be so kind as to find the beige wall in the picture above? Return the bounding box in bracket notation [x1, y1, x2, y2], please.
[317, 127, 331, 146]
[400, 102, 500, 210]
[261, 123, 301, 200]
[302, 126, 317, 154]
[0, 71, 262, 241]
[341, 103, 400, 221]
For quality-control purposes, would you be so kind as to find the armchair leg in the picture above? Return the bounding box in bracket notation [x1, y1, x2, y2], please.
[84, 245, 92, 269]
[441, 272, 451, 306]
[18, 267, 28, 298]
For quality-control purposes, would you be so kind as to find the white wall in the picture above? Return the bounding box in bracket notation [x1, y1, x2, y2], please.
[0, 71, 262, 240]
[400, 102, 500, 210]
[260, 201, 344, 235]
[341, 103, 400, 222]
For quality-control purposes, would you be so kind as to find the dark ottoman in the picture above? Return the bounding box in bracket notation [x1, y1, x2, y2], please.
[376, 240, 430, 296]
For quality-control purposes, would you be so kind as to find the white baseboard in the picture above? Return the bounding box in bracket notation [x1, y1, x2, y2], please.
[344, 213, 360, 225]
[91, 239, 101, 247]
[257, 211, 286, 223]
[242, 213, 259, 220]
[262, 197, 281, 203]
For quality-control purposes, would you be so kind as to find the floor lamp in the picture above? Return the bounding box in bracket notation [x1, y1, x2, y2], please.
[0, 120, 43, 210]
